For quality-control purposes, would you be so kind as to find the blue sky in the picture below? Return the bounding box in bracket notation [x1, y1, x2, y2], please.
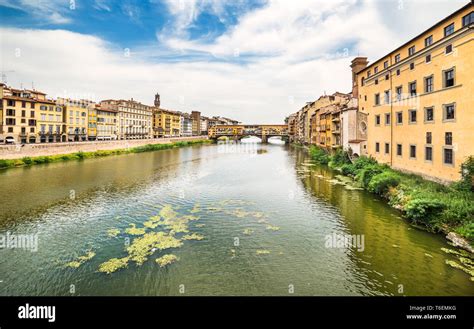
[0, 0, 467, 123]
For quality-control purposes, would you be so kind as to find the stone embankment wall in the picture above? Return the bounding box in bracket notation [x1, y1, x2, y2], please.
[0, 136, 209, 160]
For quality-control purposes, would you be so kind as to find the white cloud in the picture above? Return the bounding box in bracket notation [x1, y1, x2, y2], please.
[0, 0, 72, 24]
[0, 0, 467, 123]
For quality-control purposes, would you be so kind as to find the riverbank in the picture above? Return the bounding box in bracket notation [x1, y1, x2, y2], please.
[0, 138, 212, 170]
[306, 146, 474, 247]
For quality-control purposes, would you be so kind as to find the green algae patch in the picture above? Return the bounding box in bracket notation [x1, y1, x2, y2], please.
[266, 225, 280, 231]
[243, 228, 254, 235]
[149, 215, 162, 223]
[107, 228, 120, 238]
[181, 215, 199, 221]
[98, 257, 129, 274]
[125, 223, 146, 236]
[65, 250, 96, 269]
[195, 224, 205, 228]
[190, 204, 201, 214]
[127, 232, 183, 265]
[143, 220, 160, 229]
[445, 260, 474, 276]
[256, 249, 270, 255]
[160, 205, 178, 221]
[167, 221, 189, 234]
[156, 254, 179, 267]
[182, 233, 205, 241]
[441, 247, 473, 259]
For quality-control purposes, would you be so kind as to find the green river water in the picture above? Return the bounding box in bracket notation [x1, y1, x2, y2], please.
[0, 141, 472, 296]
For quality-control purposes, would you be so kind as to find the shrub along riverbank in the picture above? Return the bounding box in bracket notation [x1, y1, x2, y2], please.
[309, 146, 474, 244]
[0, 139, 212, 170]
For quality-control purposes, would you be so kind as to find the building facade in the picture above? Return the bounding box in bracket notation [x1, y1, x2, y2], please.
[356, 3, 474, 182]
[100, 99, 152, 140]
[57, 98, 89, 142]
[153, 108, 181, 137]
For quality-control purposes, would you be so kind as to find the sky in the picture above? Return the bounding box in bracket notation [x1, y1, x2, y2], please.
[0, 0, 467, 123]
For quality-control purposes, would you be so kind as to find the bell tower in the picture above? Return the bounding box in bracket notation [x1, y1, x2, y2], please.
[154, 93, 161, 108]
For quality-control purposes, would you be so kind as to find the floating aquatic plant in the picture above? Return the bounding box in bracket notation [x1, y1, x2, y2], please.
[190, 204, 201, 213]
[125, 223, 146, 236]
[155, 254, 179, 267]
[243, 228, 254, 235]
[65, 250, 96, 269]
[182, 233, 205, 241]
[107, 228, 120, 238]
[256, 249, 270, 255]
[98, 257, 129, 274]
[445, 260, 474, 276]
[266, 225, 280, 231]
[127, 232, 183, 265]
[166, 221, 189, 234]
[181, 215, 199, 221]
[149, 215, 162, 223]
[160, 204, 178, 221]
[143, 220, 159, 229]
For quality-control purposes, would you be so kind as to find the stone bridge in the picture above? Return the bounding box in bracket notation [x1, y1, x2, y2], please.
[208, 124, 289, 143]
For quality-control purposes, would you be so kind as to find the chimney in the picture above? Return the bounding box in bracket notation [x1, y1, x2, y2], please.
[350, 57, 368, 98]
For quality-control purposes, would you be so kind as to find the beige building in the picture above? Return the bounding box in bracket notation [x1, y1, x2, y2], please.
[100, 99, 153, 140]
[96, 104, 118, 140]
[356, 3, 474, 182]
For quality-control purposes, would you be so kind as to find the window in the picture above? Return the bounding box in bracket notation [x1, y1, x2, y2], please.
[397, 144, 402, 156]
[7, 99, 15, 106]
[408, 46, 415, 56]
[396, 69, 400, 76]
[395, 54, 400, 63]
[443, 148, 454, 165]
[375, 94, 380, 106]
[425, 76, 433, 93]
[361, 77, 365, 86]
[425, 147, 433, 161]
[375, 142, 380, 153]
[425, 35, 433, 47]
[374, 66, 378, 74]
[385, 74, 389, 80]
[21, 101, 26, 108]
[30, 102, 34, 109]
[6, 109, 15, 116]
[384, 61, 388, 69]
[384, 90, 390, 104]
[444, 68, 455, 87]
[446, 44, 453, 54]
[425, 54, 431, 63]
[410, 62, 415, 70]
[426, 132, 432, 144]
[410, 145, 416, 158]
[409, 109, 417, 123]
[409, 81, 417, 96]
[6, 118, 16, 125]
[385, 143, 390, 154]
[396, 112, 403, 124]
[367, 70, 371, 78]
[425, 107, 434, 122]
[463, 12, 474, 26]
[385, 113, 391, 125]
[445, 132, 453, 145]
[375, 79, 379, 85]
[444, 104, 455, 121]
[396, 86, 402, 100]
[444, 23, 454, 36]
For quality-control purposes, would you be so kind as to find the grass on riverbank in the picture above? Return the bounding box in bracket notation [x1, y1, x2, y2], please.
[0, 139, 212, 170]
[309, 146, 474, 242]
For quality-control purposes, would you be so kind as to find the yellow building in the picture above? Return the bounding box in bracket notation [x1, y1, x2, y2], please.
[0, 84, 64, 144]
[356, 3, 474, 183]
[57, 98, 89, 142]
[97, 105, 118, 140]
[88, 104, 98, 141]
[153, 108, 181, 137]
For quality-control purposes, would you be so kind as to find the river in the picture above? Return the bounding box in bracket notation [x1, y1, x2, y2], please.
[0, 140, 472, 296]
